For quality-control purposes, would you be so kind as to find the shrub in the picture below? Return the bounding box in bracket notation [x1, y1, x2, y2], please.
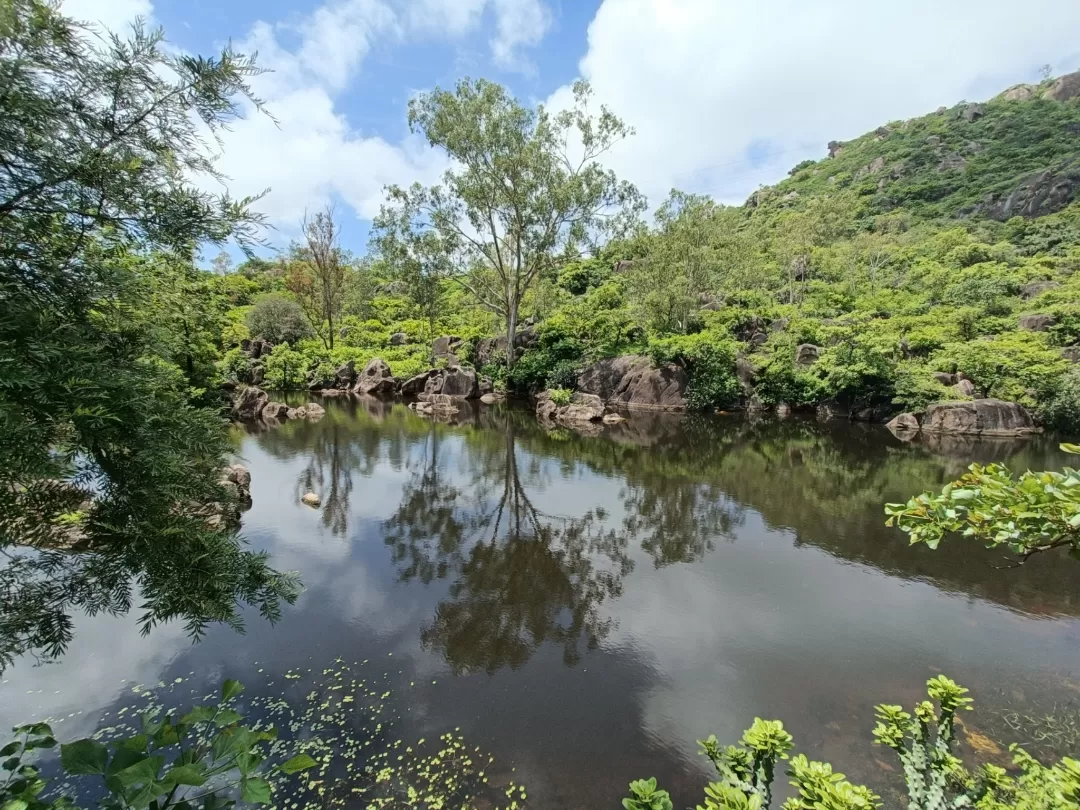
[649, 333, 741, 410]
[264, 343, 308, 390]
[549, 387, 572, 406]
[932, 333, 1067, 403]
[1042, 367, 1080, 435]
[246, 294, 313, 345]
[217, 346, 252, 383]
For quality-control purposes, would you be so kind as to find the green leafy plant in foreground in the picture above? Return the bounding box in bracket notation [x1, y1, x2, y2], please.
[548, 388, 573, 406]
[0, 680, 314, 810]
[885, 444, 1080, 564]
[628, 677, 1080, 810]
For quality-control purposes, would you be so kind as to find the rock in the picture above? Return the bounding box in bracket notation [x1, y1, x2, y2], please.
[354, 358, 396, 396]
[301, 492, 321, 507]
[887, 413, 921, 435]
[433, 335, 462, 360]
[613, 259, 636, 274]
[769, 318, 789, 332]
[932, 372, 957, 386]
[221, 464, 252, 504]
[735, 356, 757, 389]
[602, 412, 626, 424]
[535, 396, 558, 422]
[250, 365, 265, 386]
[474, 327, 539, 367]
[735, 315, 768, 341]
[335, 361, 357, 387]
[248, 339, 272, 360]
[479, 376, 493, 396]
[1021, 280, 1060, 299]
[409, 400, 434, 416]
[775, 403, 792, 417]
[1063, 346, 1080, 363]
[261, 401, 290, 421]
[232, 386, 269, 421]
[976, 161, 1080, 220]
[419, 366, 479, 400]
[1045, 70, 1080, 102]
[402, 369, 440, 397]
[795, 344, 821, 366]
[1002, 84, 1036, 101]
[1019, 313, 1056, 332]
[389, 332, 408, 346]
[577, 355, 687, 411]
[937, 153, 966, 172]
[954, 379, 977, 397]
[428, 394, 460, 413]
[303, 402, 326, 419]
[480, 393, 501, 405]
[557, 392, 606, 423]
[959, 103, 985, 122]
[286, 407, 301, 419]
[921, 399, 1037, 436]
[827, 140, 844, 158]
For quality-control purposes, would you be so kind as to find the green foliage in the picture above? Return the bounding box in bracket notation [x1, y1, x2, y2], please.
[623, 778, 673, 810]
[1041, 367, 1080, 434]
[0, 682, 313, 810]
[630, 677, 1079, 810]
[548, 388, 573, 406]
[264, 344, 308, 391]
[0, 0, 297, 670]
[246, 294, 314, 345]
[885, 444, 1080, 563]
[932, 333, 1066, 402]
[649, 333, 741, 410]
[558, 258, 611, 296]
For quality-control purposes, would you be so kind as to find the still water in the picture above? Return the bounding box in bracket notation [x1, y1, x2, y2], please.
[6, 398, 1080, 807]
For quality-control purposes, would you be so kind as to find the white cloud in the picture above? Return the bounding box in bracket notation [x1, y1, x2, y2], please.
[60, 0, 152, 33]
[490, 0, 553, 73]
[550, 0, 1080, 209]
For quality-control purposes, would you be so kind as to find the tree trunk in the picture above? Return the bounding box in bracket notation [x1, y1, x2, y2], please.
[505, 307, 518, 372]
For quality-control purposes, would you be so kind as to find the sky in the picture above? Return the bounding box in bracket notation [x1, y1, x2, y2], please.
[62, 0, 1080, 258]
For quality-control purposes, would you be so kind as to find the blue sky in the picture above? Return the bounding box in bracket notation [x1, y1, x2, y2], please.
[65, 0, 1080, 262]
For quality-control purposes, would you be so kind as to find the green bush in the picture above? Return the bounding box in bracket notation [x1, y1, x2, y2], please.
[649, 332, 741, 410]
[246, 293, 313, 345]
[549, 387, 572, 406]
[933, 333, 1067, 403]
[264, 343, 308, 390]
[1040, 367, 1080, 435]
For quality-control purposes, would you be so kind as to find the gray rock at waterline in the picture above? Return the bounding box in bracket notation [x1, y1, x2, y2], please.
[301, 492, 321, 507]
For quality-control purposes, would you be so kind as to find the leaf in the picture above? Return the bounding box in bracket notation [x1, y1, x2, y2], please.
[114, 756, 164, 789]
[278, 754, 317, 774]
[241, 777, 272, 804]
[3, 799, 29, 810]
[0, 743, 21, 757]
[1061, 443, 1080, 455]
[179, 706, 216, 725]
[164, 763, 207, 787]
[221, 680, 244, 702]
[60, 739, 108, 775]
[214, 710, 243, 728]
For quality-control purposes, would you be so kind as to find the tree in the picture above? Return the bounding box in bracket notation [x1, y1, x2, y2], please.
[886, 443, 1080, 565]
[284, 206, 348, 350]
[380, 78, 644, 369]
[371, 207, 452, 366]
[246, 293, 313, 345]
[0, 0, 297, 669]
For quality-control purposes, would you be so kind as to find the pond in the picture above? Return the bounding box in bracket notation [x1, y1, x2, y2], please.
[5, 398, 1080, 808]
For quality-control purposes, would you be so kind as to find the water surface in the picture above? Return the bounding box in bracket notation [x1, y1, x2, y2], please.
[6, 399, 1080, 807]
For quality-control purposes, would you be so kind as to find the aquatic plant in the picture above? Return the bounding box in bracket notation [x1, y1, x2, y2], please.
[627, 676, 1080, 810]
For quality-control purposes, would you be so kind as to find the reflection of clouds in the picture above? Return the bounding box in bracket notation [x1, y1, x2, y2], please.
[0, 611, 188, 737]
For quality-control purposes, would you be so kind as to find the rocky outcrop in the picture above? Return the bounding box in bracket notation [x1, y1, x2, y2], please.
[1063, 346, 1080, 363]
[474, 326, 539, 367]
[976, 161, 1080, 220]
[335, 361, 357, 388]
[389, 332, 408, 346]
[888, 400, 1037, 438]
[577, 355, 688, 411]
[932, 372, 956, 386]
[415, 366, 480, 400]
[432, 335, 462, 364]
[1021, 280, 1060, 299]
[232, 386, 269, 421]
[1001, 84, 1036, 101]
[401, 369, 441, 397]
[959, 103, 985, 122]
[1019, 313, 1056, 332]
[220, 464, 252, 505]
[1045, 70, 1080, 102]
[354, 358, 397, 396]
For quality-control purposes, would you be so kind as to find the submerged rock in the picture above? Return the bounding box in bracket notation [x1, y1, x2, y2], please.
[301, 492, 321, 507]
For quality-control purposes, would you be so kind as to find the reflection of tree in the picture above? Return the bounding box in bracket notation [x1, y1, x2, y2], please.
[622, 482, 741, 567]
[385, 421, 633, 674]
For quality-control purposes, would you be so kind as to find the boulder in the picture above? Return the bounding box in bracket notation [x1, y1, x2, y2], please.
[301, 492, 321, 507]
[389, 332, 408, 346]
[433, 335, 462, 360]
[261, 401, 290, 421]
[921, 399, 1037, 436]
[613, 259, 636, 274]
[1045, 70, 1080, 102]
[578, 355, 687, 411]
[1002, 84, 1036, 101]
[250, 365, 265, 386]
[1019, 313, 1056, 332]
[602, 412, 626, 424]
[932, 371, 957, 386]
[1063, 346, 1080, 363]
[303, 402, 326, 419]
[769, 318, 789, 333]
[232, 386, 269, 421]
[885, 414, 920, 434]
[402, 369, 440, 397]
[480, 393, 502, 405]
[1021, 280, 1060, 299]
[439, 366, 480, 399]
[827, 140, 844, 158]
[221, 464, 252, 504]
[248, 339, 272, 360]
[735, 315, 768, 341]
[557, 393, 606, 423]
[735, 356, 757, 389]
[354, 358, 396, 396]
[954, 379, 977, 397]
[795, 344, 821, 366]
[976, 162, 1080, 220]
[535, 396, 558, 422]
[335, 360, 357, 387]
[474, 327, 539, 367]
[959, 103, 985, 122]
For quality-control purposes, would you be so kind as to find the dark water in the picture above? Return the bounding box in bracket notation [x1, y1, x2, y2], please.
[6, 398, 1080, 808]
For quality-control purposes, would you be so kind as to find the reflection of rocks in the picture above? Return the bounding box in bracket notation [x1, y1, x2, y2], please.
[537, 391, 610, 428]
